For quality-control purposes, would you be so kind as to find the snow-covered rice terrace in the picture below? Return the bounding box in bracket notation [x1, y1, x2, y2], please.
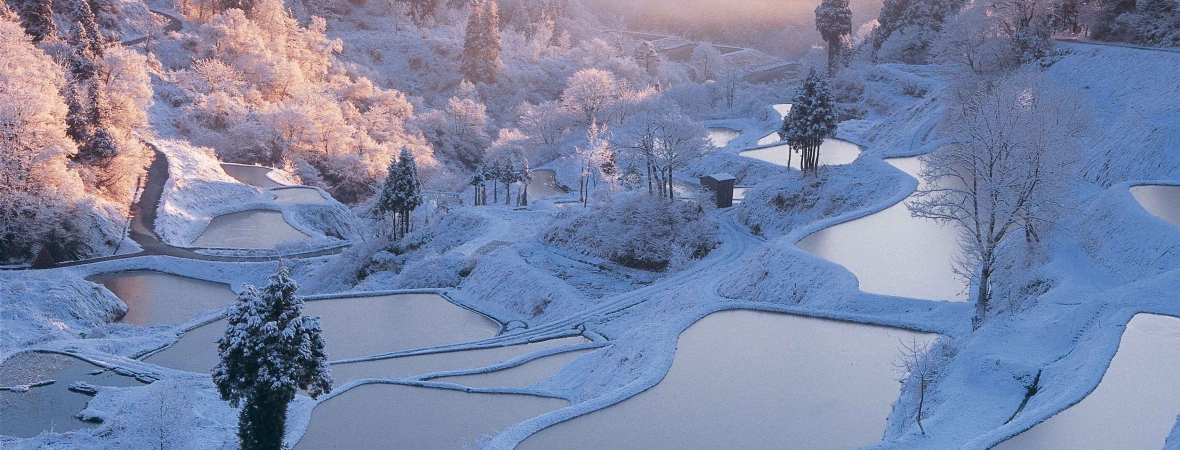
[3, 14, 1180, 450]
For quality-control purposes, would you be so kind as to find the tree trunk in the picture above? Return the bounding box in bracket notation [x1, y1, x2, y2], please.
[238, 396, 287, 450]
[493, 179, 498, 203]
[973, 265, 991, 331]
[646, 159, 653, 196]
[521, 184, 528, 206]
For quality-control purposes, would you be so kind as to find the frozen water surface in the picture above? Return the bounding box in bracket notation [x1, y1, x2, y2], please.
[331, 336, 588, 385]
[740, 138, 862, 171]
[191, 210, 310, 249]
[527, 169, 567, 200]
[0, 353, 142, 438]
[433, 348, 593, 389]
[796, 156, 968, 301]
[994, 314, 1180, 450]
[519, 310, 935, 449]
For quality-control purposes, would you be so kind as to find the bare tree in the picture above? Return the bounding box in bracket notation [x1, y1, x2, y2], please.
[908, 73, 1085, 330]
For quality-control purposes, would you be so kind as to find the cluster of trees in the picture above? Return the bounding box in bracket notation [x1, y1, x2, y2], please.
[1089, 0, 1180, 47]
[468, 158, 531, 206]
[376, 147, 424, 238]
[1, 0, 151, 262]
[172, 0, 437, 204]
[779, 69, 839, 175]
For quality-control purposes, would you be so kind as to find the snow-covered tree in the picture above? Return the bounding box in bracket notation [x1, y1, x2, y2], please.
[689, 43, 723, 82]
[12, 0, 56, 42]
[518, 158, 533, 206]
[0, 16, 89, 261]
[469, 168, 486, 205]
[872, 0, 966, 63]
[376, 147, 423, 238]
[562, 68, 621, 125]
[908, 73, 1085, 330]
[815, 0, 853, 74]
[633, 40, 660, 77]
[461, 0, 503, 84]
[781, 69, 838, 176]
[212, 265, 332, 450]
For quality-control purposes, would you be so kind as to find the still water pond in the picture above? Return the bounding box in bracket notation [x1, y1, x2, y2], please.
[294, 384, 566, 450]
[519, 310, 934, 449]
[994, 314, 1180, 450]
[528, 169, 567, 201]
[0, 352, 142, 438]
[272, 187, 327, 204]
[191, 210, 310, 249]
[220, 163, 284, 188]
[1130, 185, 1180, 228]
[796, 156, 967, 301]
[91, 271, 236, 326]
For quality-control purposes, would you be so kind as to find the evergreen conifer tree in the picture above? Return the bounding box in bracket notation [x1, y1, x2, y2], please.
[376, 154, 407, 236]
[781, 69, 838, 176]
[469, 168, 485, 206]
[19, 0, 56, 43]
[460, 0, 502, 84]
[212, 265, 332, 450]
[815, 0, 852, 74]
[395, 146, 422, 236]
[519, 158, 533, 206]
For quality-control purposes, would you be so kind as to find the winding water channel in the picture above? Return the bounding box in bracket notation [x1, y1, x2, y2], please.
[797, 157, 967, 301]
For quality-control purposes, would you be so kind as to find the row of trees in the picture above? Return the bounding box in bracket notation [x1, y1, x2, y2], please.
[468, 158, 533, 206]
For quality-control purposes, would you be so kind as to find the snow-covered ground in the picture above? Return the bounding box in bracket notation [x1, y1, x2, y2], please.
[5, 38, 1180, 450]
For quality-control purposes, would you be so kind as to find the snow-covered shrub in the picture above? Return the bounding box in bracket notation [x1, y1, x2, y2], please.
[542, 192, 719, 271]
[461, 247, 588, 321]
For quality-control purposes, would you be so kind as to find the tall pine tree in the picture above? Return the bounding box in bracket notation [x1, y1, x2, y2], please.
[396, 146, 423, 237]
[815, 0, 852, 75]
[460, 0, 502, 84]
[212, 265, 332, 450]
[781, 69, 838, 176]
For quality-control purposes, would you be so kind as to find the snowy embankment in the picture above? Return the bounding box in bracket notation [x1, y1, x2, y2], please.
[855, 44, 1180, 449]
[153, 140, 356, 249]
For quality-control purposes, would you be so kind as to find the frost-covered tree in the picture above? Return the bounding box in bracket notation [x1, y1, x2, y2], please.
[212, 265, 332, 450]
[689, 43, 723, 82]
[461, 0, 503, 84]
[469, 168, 486, 205]
[12, 0, 56, 42]
[815, 0, 853, 74]
[781, 69, 838, 176]
[633, 40, 660, 76]
[518, 158, 533, 206]
[0, 16, 89, 261]
[908, 74, 1085, 330]
[562, 68, 620, 125]
[872, 0, 966, 63]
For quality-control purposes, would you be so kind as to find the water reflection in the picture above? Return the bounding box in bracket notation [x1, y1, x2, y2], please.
[0, 353, 142, 438]
[994, 314, 1180, 450]
[796, 157, 967, 301]
[91, 271, 236, 326]
[528, 169, 567, 200]
[519, 310, 934, 449]
[1130, 185, 1180, 228]
[191, 210, 310, 249]
[293, 384, 566, 450]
